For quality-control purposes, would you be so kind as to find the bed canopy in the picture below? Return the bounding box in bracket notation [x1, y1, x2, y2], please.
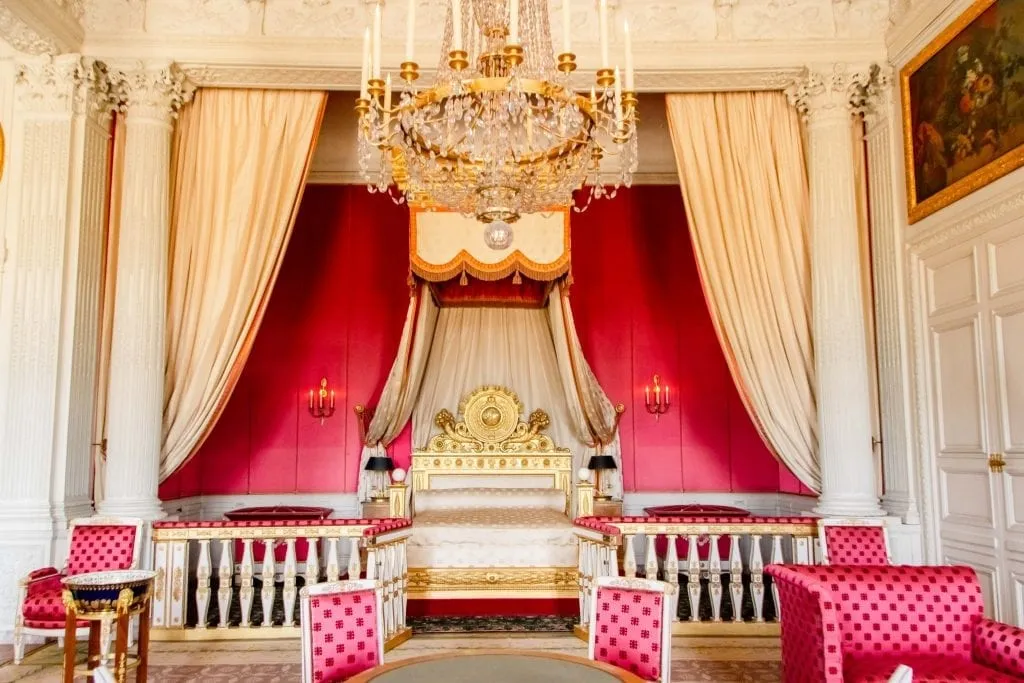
[357, 207, 624, 508]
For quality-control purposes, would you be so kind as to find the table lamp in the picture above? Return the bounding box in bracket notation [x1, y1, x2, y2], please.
[587, 454, 617, 500]
[364, 455, 394, 500]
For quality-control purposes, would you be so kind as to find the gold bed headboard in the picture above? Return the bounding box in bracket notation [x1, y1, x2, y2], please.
[411, 386, 573, 512]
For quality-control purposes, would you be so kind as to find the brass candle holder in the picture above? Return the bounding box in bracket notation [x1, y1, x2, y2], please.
[448, 49, 469, 71]
[595, 68, 615, 88]
[503, 43, 524, 67]
[556, 52, 577, 73]
[399, 61, 420, 83]
[355, 97, 370, 115]
[367, 78, 386, 98]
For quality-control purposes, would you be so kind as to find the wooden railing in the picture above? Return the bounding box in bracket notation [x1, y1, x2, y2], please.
[574, 516, 819, 635]
[150, 518, 412, 647]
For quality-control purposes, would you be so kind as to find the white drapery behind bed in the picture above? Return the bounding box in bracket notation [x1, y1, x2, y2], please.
[358, 281, 622, 505]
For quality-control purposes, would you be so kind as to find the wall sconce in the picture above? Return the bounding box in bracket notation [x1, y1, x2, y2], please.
[308, 377, 336, 425]
[644, 374, 670, 420]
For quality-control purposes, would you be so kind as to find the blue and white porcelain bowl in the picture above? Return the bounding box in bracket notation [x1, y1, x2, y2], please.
[62, 570, 156, 615]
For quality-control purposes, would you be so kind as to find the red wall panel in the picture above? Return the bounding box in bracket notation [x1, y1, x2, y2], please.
[160, 185, 807, 499]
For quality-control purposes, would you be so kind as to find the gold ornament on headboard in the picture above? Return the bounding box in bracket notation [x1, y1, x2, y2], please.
[425, 386, 568, 454]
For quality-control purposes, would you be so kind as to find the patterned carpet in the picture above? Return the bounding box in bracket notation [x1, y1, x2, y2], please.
[0, 634, 780, 682]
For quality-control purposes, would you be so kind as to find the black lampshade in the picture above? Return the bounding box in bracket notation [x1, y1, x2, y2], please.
[587, 455, 618, 471]
[364, 456, 394, 472]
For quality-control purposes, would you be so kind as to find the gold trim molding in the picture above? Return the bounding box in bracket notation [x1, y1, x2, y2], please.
[407, 567, 578, 598]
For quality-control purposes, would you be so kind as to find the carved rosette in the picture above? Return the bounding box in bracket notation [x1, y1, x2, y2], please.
[15, 55, 116, 118]
[785, 63, 887, 123]
[109, 62, 195, 123]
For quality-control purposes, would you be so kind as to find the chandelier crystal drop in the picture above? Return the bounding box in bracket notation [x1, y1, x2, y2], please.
[356, 0, 639, 224]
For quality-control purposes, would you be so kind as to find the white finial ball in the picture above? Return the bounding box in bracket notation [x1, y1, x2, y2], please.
[391, 467, 407, 483]
[577, 467, 592, 483]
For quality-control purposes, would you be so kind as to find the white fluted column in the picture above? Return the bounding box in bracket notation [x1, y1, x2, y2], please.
[863, 75, 921, 524]
[788, 64, 886, 518]
[98, 62, 192, 520]
[0, 53, 113, 636]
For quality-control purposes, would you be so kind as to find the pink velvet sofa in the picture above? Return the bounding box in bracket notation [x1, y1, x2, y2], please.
[766, 564, 1024, 682]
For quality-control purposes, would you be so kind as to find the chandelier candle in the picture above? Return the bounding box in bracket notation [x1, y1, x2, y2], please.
[360, 27, 370, 99]
[598, 0, 609, 66]
[624, 20, 634, 90]
[356, 0, 638, 224]
[405, 0, 416, 62]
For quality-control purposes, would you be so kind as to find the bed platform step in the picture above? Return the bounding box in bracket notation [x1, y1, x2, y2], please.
[408, 598, 578, 618]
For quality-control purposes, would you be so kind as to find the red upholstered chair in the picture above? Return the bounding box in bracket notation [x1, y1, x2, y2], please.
[13, 516, 144, 664]
[766, 564, 1024, 682]
[300, 579, 384, 682]
[818, 518, 891, 565]
[588, 575, 674, 683]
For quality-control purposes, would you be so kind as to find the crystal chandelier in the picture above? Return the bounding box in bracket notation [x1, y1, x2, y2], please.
[356, 0, 638, 224]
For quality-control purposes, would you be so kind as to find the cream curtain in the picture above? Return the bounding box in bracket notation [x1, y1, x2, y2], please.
[92, 115, 127, 505]
[162, 88, 327, 480]
[357, 284, 439, 500]
[666, 92, 820, 491]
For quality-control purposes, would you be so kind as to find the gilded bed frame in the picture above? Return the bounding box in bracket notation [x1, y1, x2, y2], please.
[406, 385, 577, 599]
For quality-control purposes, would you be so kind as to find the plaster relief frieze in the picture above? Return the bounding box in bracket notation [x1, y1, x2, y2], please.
[82, 0, 145, 33]
[732, 0, 832, 40]
[0, 5, 61, 54]
[843, 0, 889, 37]
[15, 55, 115, 117]
[714, 0, 739, 40]
[144, 0, 250, 35]
[263, 0, 364, 37]
[108, 62, 194, 119]
[52, 0, 87, 20]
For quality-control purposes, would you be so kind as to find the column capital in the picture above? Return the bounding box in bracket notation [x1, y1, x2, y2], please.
[786, 62, 890, 123]
[15, 54, 116, 118]
[109, 61, 195, 122]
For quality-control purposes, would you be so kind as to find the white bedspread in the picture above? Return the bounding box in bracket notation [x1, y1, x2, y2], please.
[407, 506, 577, 568]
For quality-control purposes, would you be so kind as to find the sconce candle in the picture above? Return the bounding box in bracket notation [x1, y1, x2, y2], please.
[644, 374, 670, 420]
[309, 377, 336, 425]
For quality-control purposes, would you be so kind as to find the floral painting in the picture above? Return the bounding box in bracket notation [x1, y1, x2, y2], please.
[902, 0, 1024, 222]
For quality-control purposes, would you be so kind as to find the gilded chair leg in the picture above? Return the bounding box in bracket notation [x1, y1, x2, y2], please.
[12, 622, 24, 664]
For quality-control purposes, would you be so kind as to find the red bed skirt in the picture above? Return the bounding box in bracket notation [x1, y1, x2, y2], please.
[408, 598, 578, 617]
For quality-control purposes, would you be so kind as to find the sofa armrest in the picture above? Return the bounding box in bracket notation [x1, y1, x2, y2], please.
[25, 567, 59, 583]
[973, 617, 1024, 678]
[766, 565, 845, 683]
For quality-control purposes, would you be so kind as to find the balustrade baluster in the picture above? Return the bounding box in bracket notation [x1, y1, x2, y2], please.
[748, 534, 765, 622]
[794, 535, 812, 564]
[217, 539, 232, 628]
[398, 540, 408, 629]
[664, 535, 679, 623]
[260, 540, 276, 627]
[578, 539, 589, 619]
[305, 537, 320, 586]
[623, 535, 637, 577]
[326, 538, 340, 581]
[708, 534, 723, 621]
[348, 538, 362, 579]
[644, 534, 658, 580]
[282, 539, 298, 627]
[728, 534, 743, 622]
[195, 540, 212, 629]
[686, 534, 700, 622]
[770, 535, 784, 618]
[239, 540, 255, 627]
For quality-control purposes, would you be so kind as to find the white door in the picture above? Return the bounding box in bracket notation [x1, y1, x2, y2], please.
[924, 240, 1003, 618]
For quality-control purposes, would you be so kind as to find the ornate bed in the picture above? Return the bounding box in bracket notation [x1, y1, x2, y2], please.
[404, 386, 578, 600]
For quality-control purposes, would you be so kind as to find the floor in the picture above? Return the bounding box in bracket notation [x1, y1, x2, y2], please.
[0, 634, 781, 682]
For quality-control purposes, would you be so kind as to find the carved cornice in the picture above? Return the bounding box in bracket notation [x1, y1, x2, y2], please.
[15, 54, 116, 118]
[906, 184, 1024, 253]
[0, 6, 61, 55]
[785, 62, 888, 120]
[107, 62, 195, 120]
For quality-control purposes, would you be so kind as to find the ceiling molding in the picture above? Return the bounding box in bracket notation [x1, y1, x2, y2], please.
[0, 0, 83, 55]
[886, 0, 971, 68]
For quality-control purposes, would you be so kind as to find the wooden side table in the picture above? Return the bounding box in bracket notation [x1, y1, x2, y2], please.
[62, 571, 155, 683]
[362, 499, 391, 519]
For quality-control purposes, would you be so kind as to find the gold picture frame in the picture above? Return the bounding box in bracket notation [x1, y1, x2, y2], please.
[901, 0, 1024, 223]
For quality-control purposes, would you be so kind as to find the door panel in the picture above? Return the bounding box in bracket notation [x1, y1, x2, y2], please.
[944, 545, 1002, 620]
[932, 319, 986, 451]
[926, 250, 978, 315]
[988, 231, 1024, 298]
[992, 304, 1024, 452]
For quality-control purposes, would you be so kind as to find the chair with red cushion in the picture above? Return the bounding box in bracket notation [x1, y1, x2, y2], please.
[588, 575, 674, 683]
[818, 518, 891, 565]
[13, 516, 144, 664]
[300, 579, 384, 682]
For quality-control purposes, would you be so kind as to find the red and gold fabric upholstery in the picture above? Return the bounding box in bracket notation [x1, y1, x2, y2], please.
[766, 564, 1020, 683]
[65, 524, 138, 575]
[306, 589, 381, 682]
[592, 585, 666, 681]
[822, 525, 890, 566]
